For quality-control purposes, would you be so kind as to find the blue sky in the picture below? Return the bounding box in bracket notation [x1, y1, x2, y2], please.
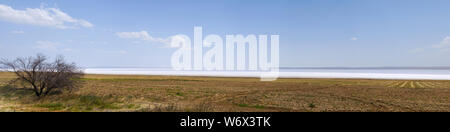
[1, 0, 450, 68]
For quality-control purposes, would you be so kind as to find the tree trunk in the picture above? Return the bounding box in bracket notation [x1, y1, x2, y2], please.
[31, 84, 41, 97]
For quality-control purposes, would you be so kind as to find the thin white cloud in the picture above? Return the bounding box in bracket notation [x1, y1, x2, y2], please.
[88, 41, 109, 45]
[0, 4, 93, 29]
[35, 41, 60, 51]
[10, 30, 25, 34]
[62, 48, 74, 52]
[116, 31, 171, 45]
[132, 41, 142, 44]
[119, 50, 128, 54]
[409, 48, 425, 53]
[433, 36, 450, 49]
[97, 49, 129, 55]
[350, 37, 358, 41]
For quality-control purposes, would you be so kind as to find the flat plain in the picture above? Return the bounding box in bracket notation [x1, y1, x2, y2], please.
[0, 72, 449, 112]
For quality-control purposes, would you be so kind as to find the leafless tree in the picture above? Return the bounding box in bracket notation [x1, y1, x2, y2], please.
[0, 54, 83, 97]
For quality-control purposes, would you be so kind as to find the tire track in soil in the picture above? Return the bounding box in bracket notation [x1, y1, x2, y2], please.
[313, 84, 417, 111]
[190, 83, 417, 112]
[415, 82, 425, 88]
[190, 84, 330, 111]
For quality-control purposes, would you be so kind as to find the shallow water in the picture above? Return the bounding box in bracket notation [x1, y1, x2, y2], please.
[84, 68, 450, 80]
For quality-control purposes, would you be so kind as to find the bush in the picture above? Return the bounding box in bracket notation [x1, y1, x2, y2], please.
[0, 54, 83, 97]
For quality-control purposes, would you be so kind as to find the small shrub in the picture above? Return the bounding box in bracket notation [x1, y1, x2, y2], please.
[253, 105, 265, 109]
[175, 92, 184, 96]
[309, 103, 316, 108]
[193, 101, 215, 112]
[137, 103, 180, 112]
[35, 103, 65, 111]
[77, 95, 119, 110]
[237, 103, 249, 107]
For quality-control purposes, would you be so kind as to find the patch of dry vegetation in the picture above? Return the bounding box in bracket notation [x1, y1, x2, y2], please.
[0, 72, 449, 112]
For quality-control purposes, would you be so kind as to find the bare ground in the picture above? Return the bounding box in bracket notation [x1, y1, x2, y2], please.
[0, 72, 449, 112]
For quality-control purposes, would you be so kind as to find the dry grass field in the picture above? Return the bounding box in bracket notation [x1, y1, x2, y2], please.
[0, 72, 449, 112]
